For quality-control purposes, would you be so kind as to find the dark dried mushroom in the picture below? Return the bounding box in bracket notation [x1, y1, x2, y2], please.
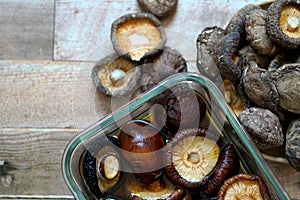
[164, 128, 221, 189]
[214, 32, 242, 82]
[225, 4, 261, 41]
[285, 118, 300, 171]
[152, 87, 207, 136]
[92, 54, 141, 97]
[137, 0, 178, 18]
[111, 12, 167, 61]
[118, 120, 165, 184]
[266, 0, 300, 49]
[242, 60, 279, 110]
[238, 45, 270, 70]
[244, 8, 279, 56]
[196, 26, 226, 86]
[139, 46, 187, 92]
[203, 143, 240, 197]
[217, 173, 271, 200]
[238, 107, 284, 150]
[82, 136, 122, 198]
[271, 63, 300, 114]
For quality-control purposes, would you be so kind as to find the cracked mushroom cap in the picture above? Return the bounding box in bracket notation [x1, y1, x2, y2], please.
[266, 0, 300, 49]
[92, 54, 141, 97]
[137, 0, 178, 18]
[217, 173, 271, 200]
[271, 63, 300, 114]
[238, 107, 284, 150]
[111, 12, 167, 61]
[285, 118, 300, 172]
[164, 128, 221, 189]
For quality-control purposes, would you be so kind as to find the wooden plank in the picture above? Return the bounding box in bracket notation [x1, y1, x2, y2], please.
[0, 0, 54, 60]
[54, 0, 263, 62]
[267, 161, 300, 200]
[0, 128, 75, 197]
[0, 60, 111, 129]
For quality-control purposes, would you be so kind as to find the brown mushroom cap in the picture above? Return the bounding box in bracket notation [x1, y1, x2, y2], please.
[92, 54, 141, 97]
[238, 107, 284, 150]
[217, 173, 271, 200]
[271, 63, 300, 114]
[164, 128, 220, 189]
[137, 0, 178, 18]
[285, 118, 300, 172]
[266, 0, 300, 49]
[111, 12, 167, 61]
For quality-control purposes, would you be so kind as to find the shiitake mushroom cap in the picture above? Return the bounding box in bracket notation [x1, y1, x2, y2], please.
[137, 0, 178, 18]
[139, 46, 187, 92]
[285, 118, 300, 171]
[111, 12, 167, 61]
[118, 120, 165, 184]
[92, 53, 141, 97]
[217, 173, 271, 200]
[82, 136, 122, 198]
[266, 0, 300, 49]
[271, 63, 300, 114]
[164, 128, 221, 189]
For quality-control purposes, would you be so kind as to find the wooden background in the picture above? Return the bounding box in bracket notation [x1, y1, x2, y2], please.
[0, 0, 299, 199]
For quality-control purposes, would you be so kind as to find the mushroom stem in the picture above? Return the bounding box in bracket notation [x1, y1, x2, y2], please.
[286, 15, 299, 31]
[110, 68, 126, 83]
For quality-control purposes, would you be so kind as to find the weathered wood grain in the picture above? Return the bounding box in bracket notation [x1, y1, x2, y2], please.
[0, 128, 75, 197]
[54, 0, 263, 62]
[0, 60, 112, 129]
[0, 0, 54, 60]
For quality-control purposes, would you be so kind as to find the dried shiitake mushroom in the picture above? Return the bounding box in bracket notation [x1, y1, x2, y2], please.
[266, 0, 300, 49]
[217, 173, 271, 200]
[92, 54, 141, 97]
[225, 4, 261, 41]
[111, 12, 167, 61]
[285, 118, 300, 171]
[118, 120, 165, 185]
[214, 32, 242, 82]
[242, 60, 279, 110]
[137, 0, 178, 18]
[196, 26, 226, 86]
[271, 63, 300, 114]
[244, 8, 279, 56]
[139, 46, 187, 92]
[238, 107, 284, 150]
[164, 128, 221, 189]
[82, 136, 122, 198]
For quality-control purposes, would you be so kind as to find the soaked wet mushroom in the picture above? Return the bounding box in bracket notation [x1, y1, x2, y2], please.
[137, 0, 178, 18]
[118, 120, 165, 185]
[244, 8, 279, 56]
[214, 32, 242, 82]
[203, 143, 240, 197]
[285, 118, 300, 171]
[242, 60, 279, 110]
[196, 26, 226, 86]
[152, 87, 207, 136]
[82, 136, 122, 198]
[139, 46, 187, 92]
[164, 128, 221, 189]
[238, 107, 284, 150]
[217, 173, 271, 200]
[92, 54, 141, 97]
[271, 63, 300, 114]
[266, 0, 300, 49]
[111, 12, 167, 61]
